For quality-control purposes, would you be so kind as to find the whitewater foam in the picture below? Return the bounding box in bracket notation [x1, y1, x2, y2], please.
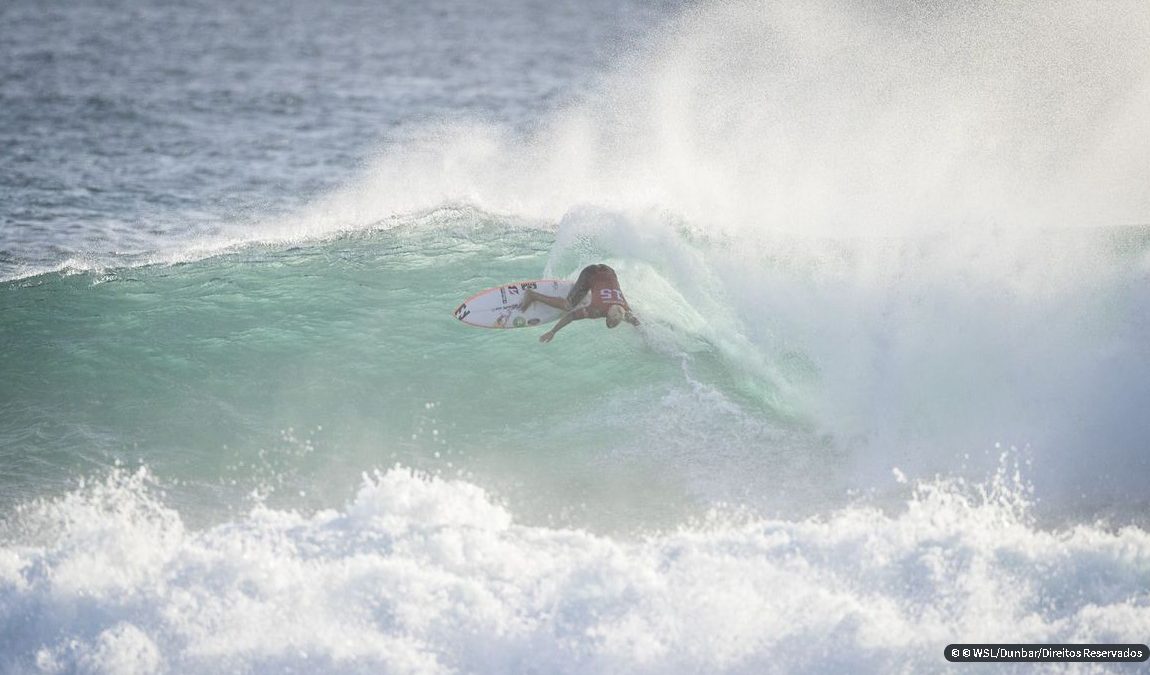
[2, 464, 1148, 674]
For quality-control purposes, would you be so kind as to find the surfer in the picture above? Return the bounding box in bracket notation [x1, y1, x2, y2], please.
[519, 264, 640, 342]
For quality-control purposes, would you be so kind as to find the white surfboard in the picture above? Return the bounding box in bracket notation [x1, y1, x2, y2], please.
[453, 279, 577, 329]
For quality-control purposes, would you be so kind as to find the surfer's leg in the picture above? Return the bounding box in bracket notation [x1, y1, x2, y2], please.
[567, 265, 596, 306]
[523, 290, 569, 311]
[520, 289, 569, 311]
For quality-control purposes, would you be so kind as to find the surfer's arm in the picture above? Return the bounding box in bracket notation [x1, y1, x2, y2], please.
[539, 308, 585, 343]
[625, 311, 640, 326]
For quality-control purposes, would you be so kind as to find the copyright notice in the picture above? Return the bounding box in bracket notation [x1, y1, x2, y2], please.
[945, 644, 1149, 663]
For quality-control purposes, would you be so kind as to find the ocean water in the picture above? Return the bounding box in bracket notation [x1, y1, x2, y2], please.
[3, 0, 1150, 673]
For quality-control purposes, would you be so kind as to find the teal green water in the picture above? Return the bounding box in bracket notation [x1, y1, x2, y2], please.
[2, 208, 838, 530]
[6, 206, 1150, 532]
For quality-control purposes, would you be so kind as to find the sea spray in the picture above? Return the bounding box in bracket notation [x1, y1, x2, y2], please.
[268, 0, 1150, 244]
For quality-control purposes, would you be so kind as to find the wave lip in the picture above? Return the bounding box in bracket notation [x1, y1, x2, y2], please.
[2, 466, 1148, 674]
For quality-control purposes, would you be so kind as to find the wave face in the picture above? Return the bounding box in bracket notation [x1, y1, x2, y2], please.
[4, 212, 1149, 521]
[0, 211, 841, 528]
[4, 0, 1150, 672]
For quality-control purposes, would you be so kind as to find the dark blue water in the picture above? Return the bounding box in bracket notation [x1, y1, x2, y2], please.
[0, 0, 679, 276]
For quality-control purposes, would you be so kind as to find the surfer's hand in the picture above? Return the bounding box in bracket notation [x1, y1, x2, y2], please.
[539, 331, 554, 343]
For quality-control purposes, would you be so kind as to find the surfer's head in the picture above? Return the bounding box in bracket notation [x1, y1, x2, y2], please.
[605, 304, 625, 328]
